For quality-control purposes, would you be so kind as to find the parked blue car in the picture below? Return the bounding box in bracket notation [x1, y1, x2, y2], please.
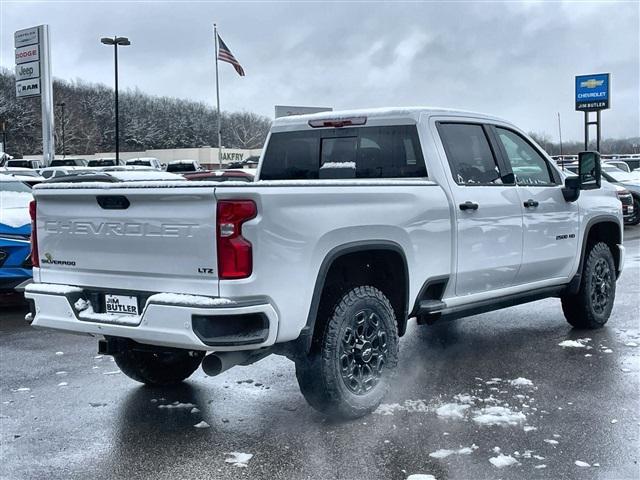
[0, 175, 32, 292]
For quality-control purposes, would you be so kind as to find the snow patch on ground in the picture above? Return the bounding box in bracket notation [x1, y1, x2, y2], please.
[509, 377, 533, 387]
[225, 452, 253, 467]
[544, 439, 559, 446]
[407, 476, 436, 480]
[472, 406, 526, 426]
[158, 402, 197, 410]
[11, 387, 30, 393]
[559, 338, 591, 348]
[429, 444, 478, 458]
[193, 421, 210, 429]
[575, 460, 590, 467]
[489, 454, 519, 468]
[374, 399, 429, 415]
[436, 403, 470, 419]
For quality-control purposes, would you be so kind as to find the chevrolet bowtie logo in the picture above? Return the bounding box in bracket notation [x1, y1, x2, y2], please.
[580, 79, 604, 89]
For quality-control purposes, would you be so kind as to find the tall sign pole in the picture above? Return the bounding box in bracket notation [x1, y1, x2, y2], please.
[214, 24, 222, 170]
[14, 25, 54, 165]
[575, 73, 610, 152]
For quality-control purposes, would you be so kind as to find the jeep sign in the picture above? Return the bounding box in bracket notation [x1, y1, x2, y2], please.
[15, 61, 40, 81]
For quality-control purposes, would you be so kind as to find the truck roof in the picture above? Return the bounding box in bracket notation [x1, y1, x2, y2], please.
[272, 106, 509, 131]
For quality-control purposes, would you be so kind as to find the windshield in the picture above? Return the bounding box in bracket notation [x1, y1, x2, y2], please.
[167, 163, 197, 172]
[7, 161, 34, 168]
[88, 160, 116, 167]
[127, 160, 152, 166]
[51, 159, 83, 167]
[602, 165, 640, 182]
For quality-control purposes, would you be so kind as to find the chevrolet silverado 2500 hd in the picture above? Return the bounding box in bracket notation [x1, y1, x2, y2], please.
[25, 107, 624, 419]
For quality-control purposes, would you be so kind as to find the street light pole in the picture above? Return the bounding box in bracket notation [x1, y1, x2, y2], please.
[100, 36, 130, 163]
[56, 102, 66, 158]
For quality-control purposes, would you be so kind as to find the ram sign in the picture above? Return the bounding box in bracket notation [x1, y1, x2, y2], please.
[575, 73, 610, 111]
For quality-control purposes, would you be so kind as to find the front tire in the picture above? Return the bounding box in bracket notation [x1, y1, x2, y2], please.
[296, 286, 399, 419]
[561, 242, 616, 329]
[113, 345, 205, 386]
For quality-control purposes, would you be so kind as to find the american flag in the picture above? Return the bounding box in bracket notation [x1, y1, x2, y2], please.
[217, 34, 245, 77]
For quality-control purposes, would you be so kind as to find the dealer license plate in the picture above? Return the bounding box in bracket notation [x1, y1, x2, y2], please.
[104, 294, 139, 316]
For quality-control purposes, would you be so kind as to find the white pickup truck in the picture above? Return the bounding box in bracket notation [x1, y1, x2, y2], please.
[25, 107, 624, 418]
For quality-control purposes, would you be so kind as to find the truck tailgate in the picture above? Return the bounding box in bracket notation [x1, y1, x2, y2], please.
[33, 185, 219, 295]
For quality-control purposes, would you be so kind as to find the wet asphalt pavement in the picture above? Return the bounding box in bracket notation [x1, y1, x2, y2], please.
[1, 230, 639, 480]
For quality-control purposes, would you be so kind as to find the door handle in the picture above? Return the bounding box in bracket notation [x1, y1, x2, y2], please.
[523, 199, 539, 208]
[459, 201, 479, 211]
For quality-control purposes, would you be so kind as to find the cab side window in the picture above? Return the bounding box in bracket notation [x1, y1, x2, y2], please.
[495, 128, 555, 186]
[437, 123, 503, 185]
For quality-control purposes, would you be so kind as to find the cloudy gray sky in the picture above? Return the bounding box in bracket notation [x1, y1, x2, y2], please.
[1, 1, 638, 141]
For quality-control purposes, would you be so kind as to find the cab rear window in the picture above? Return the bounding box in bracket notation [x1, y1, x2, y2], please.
[260, 125, 427, 180]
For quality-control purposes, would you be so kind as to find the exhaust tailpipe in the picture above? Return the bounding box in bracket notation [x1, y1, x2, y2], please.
[202, 350, 254, 376]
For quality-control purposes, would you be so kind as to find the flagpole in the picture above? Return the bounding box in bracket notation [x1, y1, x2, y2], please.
[214, 24, 222, 170]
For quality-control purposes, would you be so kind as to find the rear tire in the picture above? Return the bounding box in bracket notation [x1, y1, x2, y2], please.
[295, 286, 399, 419]
[114, 345, 205, 386]
[561, 241, 616, 329]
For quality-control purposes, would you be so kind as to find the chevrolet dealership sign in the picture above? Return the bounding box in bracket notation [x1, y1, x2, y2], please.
[575, 73, 610, 111]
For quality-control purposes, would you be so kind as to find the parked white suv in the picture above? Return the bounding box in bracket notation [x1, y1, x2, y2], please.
[25, 107, 624, 418]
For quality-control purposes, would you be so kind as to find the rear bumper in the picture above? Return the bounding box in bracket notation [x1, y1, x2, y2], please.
[25, 285, 279, 352]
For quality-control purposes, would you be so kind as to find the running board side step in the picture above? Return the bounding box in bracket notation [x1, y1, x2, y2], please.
[417, 300, 446, 314]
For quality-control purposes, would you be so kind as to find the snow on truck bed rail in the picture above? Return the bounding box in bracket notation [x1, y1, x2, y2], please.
[34, 178, 437, 190]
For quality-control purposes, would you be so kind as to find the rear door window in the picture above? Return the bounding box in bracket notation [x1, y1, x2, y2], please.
[260, 125, 427, 180]
[437, 123, 503, 185]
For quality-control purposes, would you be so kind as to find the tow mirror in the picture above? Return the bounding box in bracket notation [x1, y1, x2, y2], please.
[578, 151, 601, 190]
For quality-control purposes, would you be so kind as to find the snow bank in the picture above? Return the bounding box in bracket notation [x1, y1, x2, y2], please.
[147, 293, 235, 307]
[225, 452, 253, 467]
[472, 406, 526, 426]
[489, 454, 519, 468]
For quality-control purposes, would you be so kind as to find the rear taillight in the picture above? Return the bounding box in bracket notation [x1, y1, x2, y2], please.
[216, 200, 257, 279]
[29, 200, 39, 268]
